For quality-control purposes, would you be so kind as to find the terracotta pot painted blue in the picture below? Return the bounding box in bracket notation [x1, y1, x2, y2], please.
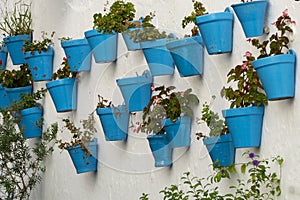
[166, 36, 204, 77]
[67, 138, 98, 174]
[222, 106, 264, 148]
[164, 116, 191, 148]
[231, 1, 267, 38]
[147, 134, 172, 167]
[116, 70, 152, 112]
[3, 34, 32, 64]
[19, 106, 43, 139]
[252, 50, 296, 100]
[122, 29, 141, 51]
[5, 85, 33, 104]
[0, 46, 8, 70]
[61, 38, 92, 72]
[96, 106, 129, 141]
[24, 47, 54, 81]
[141, 38, 174, 76]
[46, 78, 77, 112]
[203, 134, 235, 167]
[196, 8, 233, 54]
[84, 29, 117, 63]
[0, 84, 10, 109]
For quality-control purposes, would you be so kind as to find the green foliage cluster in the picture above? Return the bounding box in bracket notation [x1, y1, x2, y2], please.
[0, 64, 32, 88]
[93, 0, 136, 34]
[182, 0, 208, 36]
[140, 152, 283, 200]
[139, 85, 199, 134]
[52, 57, 77, 80]
[0, 1, 32, 36]
[196, 97, 228, 138]
[251, 10, 295, 59]
[0, 110, 57, 200]
[222, 52, 267, 108]
[57, 114, 97, 156]
[23, 31, 55, 54]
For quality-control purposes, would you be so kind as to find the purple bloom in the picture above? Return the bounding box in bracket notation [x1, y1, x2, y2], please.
[249, 152, 255, 159]
[221, 169, 227, 174]
[253, 160, 259, 167]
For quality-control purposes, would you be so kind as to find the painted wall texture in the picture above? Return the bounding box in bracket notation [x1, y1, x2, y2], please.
[2, 0, 300, 199]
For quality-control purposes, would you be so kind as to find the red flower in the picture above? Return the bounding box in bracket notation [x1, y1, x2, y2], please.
[0, 60, 2, 66]
[282, 9, 288, 17]
[291, 20, 296, 25]
[63, 57, 67, 61]
[244, 51, 252, 57]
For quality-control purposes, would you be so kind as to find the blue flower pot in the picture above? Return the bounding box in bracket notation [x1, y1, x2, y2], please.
[164, 116, 191, 148]
[3, 34, 32, 64]
[67, 138, 98, 174]
[203, 134, 235, 167]
[252, 50, 296, 100]
[46, 78, 77, 112]
[61, 38, 92, 72]
[5, 85, 33, 104]
[141, 39, 174, 76]
[116, 70, 152, 112]
[166, 36, 204, 77]
[222, 106, 264, 148]
[24, 47, 54, 81]
[122, 29, 141, 51]
[196, 8, 233, 55]
[84, 29, 117, 63]
[231, 1, 267, 38]
[0, 84, 10, 109]
[147, 134, 172, 167]
[19, 106, 43, 139]
[96, 106, 129, 141]
[0, 46, 8, 70]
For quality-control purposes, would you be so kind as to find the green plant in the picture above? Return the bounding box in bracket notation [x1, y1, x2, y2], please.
[182, 0, 208, 36]
[250, 9, 295, 59]
[139, 85, 199, 134]
[129, 13, 174, 42]
[23, 31, 55, 54]
[0, 64, 32, 88]
[96, 95, 112, 108]
[0, 1, 32, 36]
[58, 37, 72, 42]
[56, 114, 97, 156]
[140, 152, 283, 200]
[0, 109, 57, 200]
[221, 51, 267, 108]
[93, 0, 136, 34]
[196, 96, 228, 138]
[52, 57, 77, 80]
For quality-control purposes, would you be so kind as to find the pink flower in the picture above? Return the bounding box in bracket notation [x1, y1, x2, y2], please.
[241, 61, 248, 70]
[282, 9, 288, 17]
[291, 20, 296, 25]
[151, 84, 155, 91]
[135, 121, 140, 125]
[244, 51, 252, 57]
[180, 91, 184, 97]
[271, 21, 276, 26]
[133, 128, 140, 133]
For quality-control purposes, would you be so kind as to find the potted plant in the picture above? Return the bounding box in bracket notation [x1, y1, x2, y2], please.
[0, 64, 33, 104]
[10, 88, 47, 139]
[141, 85, 199, 148]
[251, 9, 296, 100]
[60, 37, 92, 72]
[46, 57, 77, 112]
[56, 114, 98, 174]
[130, 13, 175, 76]
[231, 0, 268, 38]
[122, 19, 143, 51]
[0, 110, 57, 199]
[194, 1, 234, 54]
[221, 51, 268, 148]
[23, 31, 55, 81]
[0, 43, 8, 70]
[196, 97, 235, 167]
[95, 95, 129, 141]
[0, 2, 32, 64]
[166, 0, 204, 77]
[84, 0, 136, 63]
[116, 70, 153, 112]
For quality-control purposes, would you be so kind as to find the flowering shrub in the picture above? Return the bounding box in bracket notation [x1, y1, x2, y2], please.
[0, 64, 32, 88]
[221, 51, 267, 108]
[23, 31, 55, 54]
[250, 9, 295, 59]
[140, 152, 283, 200]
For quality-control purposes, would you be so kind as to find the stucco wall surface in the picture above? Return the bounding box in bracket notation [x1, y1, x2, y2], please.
[2, 0, 300, 199]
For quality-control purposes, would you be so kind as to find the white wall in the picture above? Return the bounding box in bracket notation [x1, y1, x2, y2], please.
[6, 0, 300, 199]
